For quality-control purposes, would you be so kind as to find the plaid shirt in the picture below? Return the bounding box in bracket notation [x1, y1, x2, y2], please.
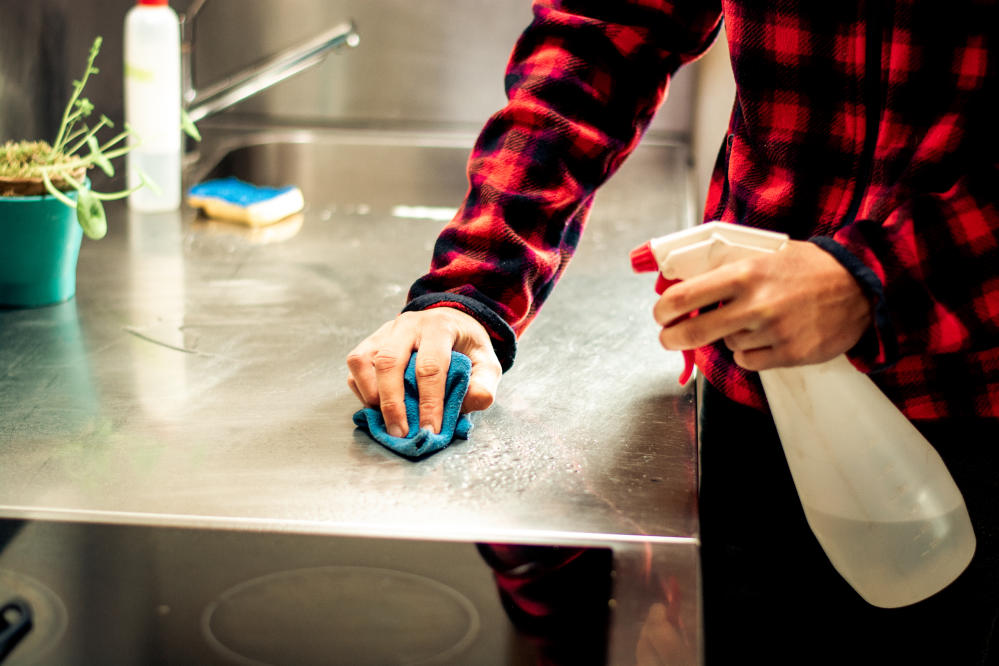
[405, 0, 998, 421]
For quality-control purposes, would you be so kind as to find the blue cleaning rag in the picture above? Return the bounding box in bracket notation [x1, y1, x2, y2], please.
[352, 351, 473, 459]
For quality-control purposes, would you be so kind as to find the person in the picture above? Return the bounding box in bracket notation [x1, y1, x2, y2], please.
[347, 1, 998, 663]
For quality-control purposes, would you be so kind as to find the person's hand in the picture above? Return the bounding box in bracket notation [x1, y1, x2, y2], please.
[636, 602, 695, 666]
[346, 307, 502, 437]
[653, 240, 873, 370]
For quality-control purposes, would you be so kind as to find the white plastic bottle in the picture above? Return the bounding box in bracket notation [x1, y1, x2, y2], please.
[124, 0, 181, 212]
[632, 222, 976, 608]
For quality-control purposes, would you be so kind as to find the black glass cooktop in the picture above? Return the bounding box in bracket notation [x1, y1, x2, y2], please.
[0, 518, 612, 665]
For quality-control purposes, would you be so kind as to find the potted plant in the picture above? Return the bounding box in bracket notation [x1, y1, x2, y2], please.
[0, 36, 198, 308]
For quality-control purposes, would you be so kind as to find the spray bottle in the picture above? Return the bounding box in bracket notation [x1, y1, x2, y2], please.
[124, 0, 182, 211]
[630, 221, 976, 608]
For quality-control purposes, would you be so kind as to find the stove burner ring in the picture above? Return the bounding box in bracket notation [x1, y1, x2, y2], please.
[201, 565, 481, 666]
[0, 569, 68, 664]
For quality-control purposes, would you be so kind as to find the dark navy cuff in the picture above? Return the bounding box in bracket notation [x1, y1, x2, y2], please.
[403, 292, 518, 373]
[809, 236, 899, 369]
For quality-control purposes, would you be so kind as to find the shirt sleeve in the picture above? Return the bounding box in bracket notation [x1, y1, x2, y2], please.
[812, 154, 999, 374]
[404, 0, 724, 371]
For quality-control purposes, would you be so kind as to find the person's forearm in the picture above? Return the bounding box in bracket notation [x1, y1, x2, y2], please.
[406, 0, 725, 359]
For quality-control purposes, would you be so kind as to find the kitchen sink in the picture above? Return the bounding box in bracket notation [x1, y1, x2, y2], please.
[188, 127, 481, 222]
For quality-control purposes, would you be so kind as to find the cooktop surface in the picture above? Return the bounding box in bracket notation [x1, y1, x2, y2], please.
[0, 518, 612, 665]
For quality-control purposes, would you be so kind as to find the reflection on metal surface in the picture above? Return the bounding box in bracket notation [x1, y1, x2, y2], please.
[391, 205, 459, 222]
[635, 575, 698, 666]
[0, 569, 68, 665]
[2, 517, 583, 665]
[191, 212, 304, 245]
[126, 208, 190, 422]
[0, 299, 98, 439]
[181, 0, 360, 123]
[477, 543, 612, 664]
[201, 566, 481, 666]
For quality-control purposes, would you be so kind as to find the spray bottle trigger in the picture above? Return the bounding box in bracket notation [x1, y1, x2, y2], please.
[653, 274, 694, 384]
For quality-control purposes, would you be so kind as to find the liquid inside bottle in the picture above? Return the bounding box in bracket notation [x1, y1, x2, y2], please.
[806, 506, 977, 608]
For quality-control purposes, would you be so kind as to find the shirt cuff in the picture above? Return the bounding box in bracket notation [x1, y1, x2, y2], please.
[402, 292, 518, 373]
[809, 236, 899, 371]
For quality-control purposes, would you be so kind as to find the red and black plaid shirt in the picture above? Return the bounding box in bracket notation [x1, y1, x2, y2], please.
[405, 0, 998, 422]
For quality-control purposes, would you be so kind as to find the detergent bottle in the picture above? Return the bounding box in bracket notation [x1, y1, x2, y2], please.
[630, 222, 976, 608]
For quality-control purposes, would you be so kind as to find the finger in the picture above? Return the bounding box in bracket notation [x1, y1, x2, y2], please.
[347, 375, 367, 406]
[346, 349, 378, 407]
[461, 348, 502, 414]
[733, 346, 780, 371]
[345, 321, 393, 407]
[652, 266, 744, 326]
[372, 337, 416, 439]
[413, 339, 453, 434]
[722, 325, 771, 353]
[659, 303, 760, 351]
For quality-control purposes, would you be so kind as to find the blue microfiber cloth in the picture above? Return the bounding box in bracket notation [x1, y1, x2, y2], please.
[352, 351, 473, 459]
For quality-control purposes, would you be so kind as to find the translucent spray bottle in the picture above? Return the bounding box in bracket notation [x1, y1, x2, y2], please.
[124, 0, 181, 211]
[631, 222, 976, 608]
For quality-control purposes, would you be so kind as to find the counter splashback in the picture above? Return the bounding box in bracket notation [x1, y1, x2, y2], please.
[0, 0, 696, 143]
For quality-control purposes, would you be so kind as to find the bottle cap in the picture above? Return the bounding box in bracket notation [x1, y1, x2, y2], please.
[138, 0, 168, 5]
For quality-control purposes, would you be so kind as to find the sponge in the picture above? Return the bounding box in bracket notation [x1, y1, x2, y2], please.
[187, 177, 304, 226]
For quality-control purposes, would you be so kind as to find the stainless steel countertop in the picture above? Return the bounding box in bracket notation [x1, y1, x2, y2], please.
[0, 125, 701, 663]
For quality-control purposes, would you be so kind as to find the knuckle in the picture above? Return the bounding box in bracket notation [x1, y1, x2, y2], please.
[440, 319, 461, 340]
[378, 398, 404, 415]
[464, 387, 495, 412]
[414, 361, 445, 381]
[666, 286, 695, 313]
[677, 321, 705, 348]
[345, 351, 369, 371]
[732, 261, 763, 288]
[372, 351, 404, 373]
[418, 397, 442, 415]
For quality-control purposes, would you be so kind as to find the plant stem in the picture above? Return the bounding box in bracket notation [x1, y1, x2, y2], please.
[61, 168, 140, 201]
[41, 171, 79, 207]
[52, 37, 102, 152]
[99, 129, 133, 154]
[65, 116, 112, 156]
[38, 145, 133, 175]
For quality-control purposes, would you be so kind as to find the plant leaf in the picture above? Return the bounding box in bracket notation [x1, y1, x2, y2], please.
[76, 189, 108, 240]
[87, 135, 114, 177]
[181, 109, 201, 142]
[76, 98, 95, 117]
[139, 170, 162, 196]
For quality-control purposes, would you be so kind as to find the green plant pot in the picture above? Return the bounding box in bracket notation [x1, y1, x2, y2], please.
[0, 189, 83, 308]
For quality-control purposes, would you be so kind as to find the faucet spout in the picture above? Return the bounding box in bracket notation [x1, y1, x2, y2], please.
[182, 13, 359, 124]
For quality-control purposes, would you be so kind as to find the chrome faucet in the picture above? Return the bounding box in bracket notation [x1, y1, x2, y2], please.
[180, 0, 360, 123]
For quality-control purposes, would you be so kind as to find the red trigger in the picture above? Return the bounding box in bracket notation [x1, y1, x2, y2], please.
[630, 243, 697, 386]
[655, 274, 696, 386]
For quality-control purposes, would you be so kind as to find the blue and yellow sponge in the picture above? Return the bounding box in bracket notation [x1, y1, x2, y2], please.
[187, 177, 304, 226]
